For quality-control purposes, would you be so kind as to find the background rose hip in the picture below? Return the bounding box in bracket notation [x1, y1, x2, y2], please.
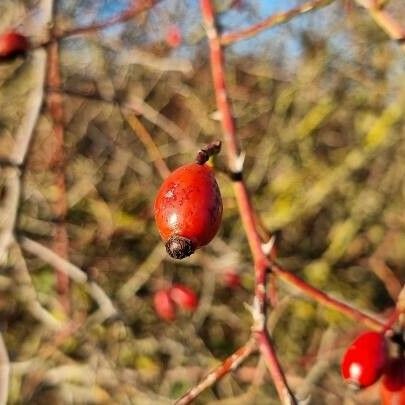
[0, 31, 29, 58]
[223, 271, 241, 289]
[165, 25, 182, 48]
[169, 284, 198, 311]
[380, 357, 405, 405]
[154, 289, 175, 321]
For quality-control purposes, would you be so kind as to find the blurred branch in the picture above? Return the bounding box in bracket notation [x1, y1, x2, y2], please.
[368, 257, 402, 301]
[355, 0, 405, 51]
[54, 0, 161, 39]
[12, 243, 62, 330]
[175, 337, 256, 405]
[114, 48, 193, 74]
[20, 237, 118, 321]
[123, 113, 171, 179]
[46, 14, 70, 312]
[221, 0, 335, 46]
[397, 284, 405, 329]
[295, 327, 338, 401]
[51, 88, 193, 149]
[117, 243, 165, 300]
[0, 333, 9, 405]
[0, 49, 47, 263]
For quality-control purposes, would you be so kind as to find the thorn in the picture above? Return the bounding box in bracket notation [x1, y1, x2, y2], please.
[297, 395, 311, 405]
[232, 151, 245, 174]
[209, 110, 221, 121]
[246, 296, 265, 332]
[261, 235, 276, 256]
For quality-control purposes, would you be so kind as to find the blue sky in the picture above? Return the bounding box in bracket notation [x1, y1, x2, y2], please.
[68, 0, 340, 60]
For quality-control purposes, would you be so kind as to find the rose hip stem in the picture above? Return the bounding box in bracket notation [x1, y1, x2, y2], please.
[196, 140, 222, 165]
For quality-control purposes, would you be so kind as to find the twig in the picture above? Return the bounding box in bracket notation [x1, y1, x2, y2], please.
[114, 47, 193, 74]
[270, 261, 385, 331]
[54, 0, 160, 39]
[355, 0, 405, 51]
[397, 284, 405, 329]
[117, 243, 165, 300]
[123, 113, 171, 179]
[368, 257, 402, 301]
[0, 333, 9, 405]
[221, 0, 335, 46]
[20, 237, 118, 321]
[50, 87, 193, 148]
[11, 243, 62, 330]
[256, 331, 297, 405]
[175, 338, 256, 405]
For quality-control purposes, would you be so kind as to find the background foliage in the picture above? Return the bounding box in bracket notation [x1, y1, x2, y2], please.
[0, 0, 404, 403]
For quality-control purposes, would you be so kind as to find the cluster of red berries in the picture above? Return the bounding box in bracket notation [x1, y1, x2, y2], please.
[341, 331, 404, 403]
[153, 284, 198, 321]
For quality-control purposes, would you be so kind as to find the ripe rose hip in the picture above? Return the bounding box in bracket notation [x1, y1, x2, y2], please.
[223, 271, 241, 289]
[153, 289, 175, 321]
[341, 331, 388, 388]
[154, 153, 222, 259]
[165, 25, 182, 48]
[380, 357, 405, 405]
[169, 284, 198, 311]
[0, 32, 29, 58]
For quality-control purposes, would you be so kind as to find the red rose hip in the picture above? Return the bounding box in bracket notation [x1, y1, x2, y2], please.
[170, 284, 198, 311]
[165, 25, 182, 48]
[154, 142, 222, 259]
[223, 271, 241, 289]
[380, 357, 405, 405]
[341, 331, 388, 388]
[0, 32, 29, 58]
[153, 289, 175, 321]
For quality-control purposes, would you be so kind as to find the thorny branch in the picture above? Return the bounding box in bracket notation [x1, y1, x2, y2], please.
[221, 0, 335, 46]
[199, 1, 297, 404]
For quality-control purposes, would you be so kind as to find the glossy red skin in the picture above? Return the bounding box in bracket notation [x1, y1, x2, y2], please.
[154, 163, 222, 249]
[153, 289, 175, 321]
[169, 284, 198, 311]
[380, 358, 405, 405]
[341, 331, 388, 388]
[0, 32, 29, 58]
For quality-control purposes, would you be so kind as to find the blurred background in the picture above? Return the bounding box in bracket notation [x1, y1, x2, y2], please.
[0, 0, 404, 403]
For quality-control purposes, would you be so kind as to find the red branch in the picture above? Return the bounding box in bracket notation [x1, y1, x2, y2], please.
[175, 338, 256, 405]
[199, 1, 296, 404]
[256, 331, 296, 404]
[270, 262, 386, 332]
[355, 0, 405, 50]
[221, 0, 334, 46]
